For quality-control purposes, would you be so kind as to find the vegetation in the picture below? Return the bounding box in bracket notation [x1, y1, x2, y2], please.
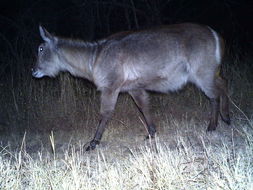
[0, 117, 252, 189]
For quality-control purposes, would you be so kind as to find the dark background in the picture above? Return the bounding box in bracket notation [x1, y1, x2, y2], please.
[0, 0, 252, 134]
[0, 0, 252, 55]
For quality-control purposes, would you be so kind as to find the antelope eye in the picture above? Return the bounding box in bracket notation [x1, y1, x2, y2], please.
[39, 46, 43, 52]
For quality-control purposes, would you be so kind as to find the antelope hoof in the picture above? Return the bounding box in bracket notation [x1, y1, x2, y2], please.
[86, 140, 100, 151]
[145, 133, 156, 140]
[145, 125, 156, 139]
[207, 123, 217, 132]
[221, 114, 231, 125]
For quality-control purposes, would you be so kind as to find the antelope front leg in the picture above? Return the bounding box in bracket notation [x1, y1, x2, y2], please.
[86, 89, 119, 151]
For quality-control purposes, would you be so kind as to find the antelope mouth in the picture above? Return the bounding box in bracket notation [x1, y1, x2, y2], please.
[32, 68, 45, 78]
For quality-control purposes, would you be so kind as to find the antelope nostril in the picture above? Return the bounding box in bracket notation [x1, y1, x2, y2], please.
[31, 68, 38, 73]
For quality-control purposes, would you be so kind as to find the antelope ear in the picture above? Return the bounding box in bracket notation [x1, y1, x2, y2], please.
[39, 25, 57, 43]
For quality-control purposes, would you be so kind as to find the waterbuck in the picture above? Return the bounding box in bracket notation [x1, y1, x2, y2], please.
[32, 23, 230, 150]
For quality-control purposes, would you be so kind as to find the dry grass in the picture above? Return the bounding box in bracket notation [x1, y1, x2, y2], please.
[0, 117, 252, 190]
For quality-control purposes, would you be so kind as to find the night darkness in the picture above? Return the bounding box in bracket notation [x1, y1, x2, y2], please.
[0, 1, 253, 187]
[1, 0, 252, 47]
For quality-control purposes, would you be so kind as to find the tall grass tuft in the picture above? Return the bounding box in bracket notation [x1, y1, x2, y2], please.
[0, 119, 252, 190]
